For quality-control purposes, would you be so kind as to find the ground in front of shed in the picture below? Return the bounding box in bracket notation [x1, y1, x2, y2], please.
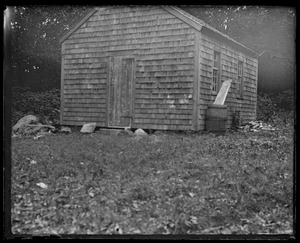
[11, 125, 293, 235]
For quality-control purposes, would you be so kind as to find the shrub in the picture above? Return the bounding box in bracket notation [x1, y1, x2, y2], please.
[257, 92, 277, 122]
[273, 90, 294, 111]
[257, 89, 294, 126]
[12, 87, 60, 125]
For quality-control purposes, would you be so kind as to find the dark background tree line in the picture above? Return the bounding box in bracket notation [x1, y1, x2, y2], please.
[6, 5, 295, 125]
[8, 6, 90, 91]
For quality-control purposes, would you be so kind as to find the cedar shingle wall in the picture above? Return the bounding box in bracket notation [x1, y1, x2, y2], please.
[198, 33, 258, 130]
[62, 6, 195, 130]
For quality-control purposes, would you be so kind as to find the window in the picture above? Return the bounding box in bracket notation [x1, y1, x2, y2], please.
[212, 51, 221, 92]
[237, 61, 244, 97]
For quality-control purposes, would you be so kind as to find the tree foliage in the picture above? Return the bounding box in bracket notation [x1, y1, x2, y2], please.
[9, 6, 90, 91]
[181, 6, 295, 57]
[181, 6, 295, 93]
[11, 87, 60, 125]
[257, 89, 294, 124]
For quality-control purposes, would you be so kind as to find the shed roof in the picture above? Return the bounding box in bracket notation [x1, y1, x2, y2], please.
[59, 6, 258, 56]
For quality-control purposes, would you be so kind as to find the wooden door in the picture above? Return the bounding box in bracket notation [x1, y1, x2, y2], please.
[108, 56, 133, 127]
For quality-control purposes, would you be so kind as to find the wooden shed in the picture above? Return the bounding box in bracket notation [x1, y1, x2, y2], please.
[59, 6, 258, 131]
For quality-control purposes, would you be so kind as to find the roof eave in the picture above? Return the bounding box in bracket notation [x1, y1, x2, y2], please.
[201, 26, 258, 57]
[59, 7, 99, 44]
[161, 6, 204, 31]
[164, 6, 258, 57]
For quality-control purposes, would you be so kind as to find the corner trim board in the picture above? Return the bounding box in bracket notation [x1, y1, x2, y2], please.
[60, 42, 65, 125]
[105, 60, 110, 127]
[254, 58, 259, 120]
[192, 32, 200, 130]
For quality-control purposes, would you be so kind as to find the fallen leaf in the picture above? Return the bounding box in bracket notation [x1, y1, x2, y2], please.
[115, 223, 123, 234]
[36, 182, 48, 189]
[254, 213, 266, 225]
[220, 228, 232, 234]
[133, 201, 139, 209]
[184, 219, 193, 227]
[87, 229, 94, 234]
[132, 229, 141, 234]
[188, 192, 195, 198]
[190, 216, 198, 224]
[30, 160, 37, 164]
[88, 190, 95, 198]
[34, 135, 44, 140]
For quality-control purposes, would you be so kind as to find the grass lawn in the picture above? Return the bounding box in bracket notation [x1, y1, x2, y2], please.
[11, 125, 294, 235]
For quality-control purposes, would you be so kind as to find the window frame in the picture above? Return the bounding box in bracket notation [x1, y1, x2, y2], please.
[212, 51, 221, 93]
[237, 60, 244, 98]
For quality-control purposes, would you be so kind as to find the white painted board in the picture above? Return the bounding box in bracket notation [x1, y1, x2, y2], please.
[213, 79, 232, 105]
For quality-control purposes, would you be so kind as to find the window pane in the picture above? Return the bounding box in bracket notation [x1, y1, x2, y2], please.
[213, 51, 220, 92]
[237, 77, 241, 95]
[237, 61, 243, 96]
[238, 61, 243, 75]
[212, 69, 218, 91]
[213, 69, 218, 77]
[212, 80, 216, 91]
[214, 60, 219, 68]
[214, 52, 220, 68]
[240, 79, 243, 94]
[213, 77, 217, 83]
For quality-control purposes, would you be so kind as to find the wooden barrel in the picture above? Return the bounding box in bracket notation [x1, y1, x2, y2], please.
[205, 104, 228, 133]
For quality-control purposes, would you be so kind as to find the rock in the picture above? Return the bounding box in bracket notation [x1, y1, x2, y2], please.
[80, 122, 97, 134]
[13, 115, 38, 133]
[60, 126, 72, 133]
[133, 136, 143, 141]
[36, 131, 52, 136]
[27, 124, 55, 131]
[25, 124, 56, 135]
[243, 125, 250, 130]
[239, 120, 276, 132]
[134, 128, 148, 136]
[23, 124, 44, 135]
[252, 123, 260, 129]
[18, 123, 50, 136]
[12, 114, 56, 136]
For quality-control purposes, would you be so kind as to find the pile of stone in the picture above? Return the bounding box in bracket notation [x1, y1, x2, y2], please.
[12, 115, 159, 140]
[12, 115, 55, 136]
[239, 120, 276, 132]
[12, 115, 71, 138]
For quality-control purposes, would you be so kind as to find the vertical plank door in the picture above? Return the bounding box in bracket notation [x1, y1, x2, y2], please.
[108, 56, 133, 127]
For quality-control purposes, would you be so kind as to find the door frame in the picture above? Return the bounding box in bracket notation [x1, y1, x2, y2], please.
[106, 51, 136, 128]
